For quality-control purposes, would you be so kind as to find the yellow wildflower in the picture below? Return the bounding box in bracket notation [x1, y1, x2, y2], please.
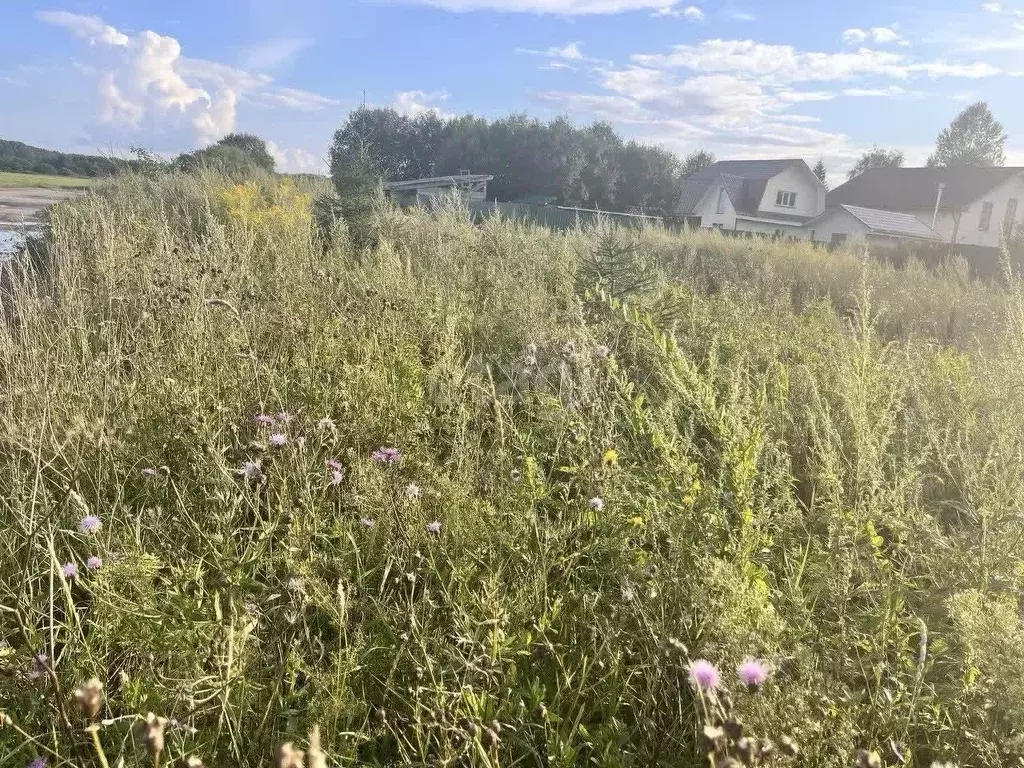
[629, 516, 645, 527]
[603, 449, 619, 467]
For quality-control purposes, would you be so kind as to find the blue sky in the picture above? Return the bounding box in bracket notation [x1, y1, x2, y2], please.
[1, 0, 1023, 180]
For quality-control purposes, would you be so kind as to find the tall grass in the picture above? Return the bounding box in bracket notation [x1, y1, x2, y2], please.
[2, 171, 1023, 767]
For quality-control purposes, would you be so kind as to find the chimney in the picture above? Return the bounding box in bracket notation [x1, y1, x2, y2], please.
[931, 182, 946, 229]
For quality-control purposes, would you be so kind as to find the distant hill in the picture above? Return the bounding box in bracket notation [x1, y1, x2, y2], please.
[0, 139, 128, 178]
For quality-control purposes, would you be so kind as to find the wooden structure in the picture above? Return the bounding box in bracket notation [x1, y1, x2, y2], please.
[383, 173, 493, 206]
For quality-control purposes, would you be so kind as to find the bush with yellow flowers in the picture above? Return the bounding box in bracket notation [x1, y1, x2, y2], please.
[214, 179, 312, 242]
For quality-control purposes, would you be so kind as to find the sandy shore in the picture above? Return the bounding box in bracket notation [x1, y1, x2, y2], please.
[0, 187, 83, 227]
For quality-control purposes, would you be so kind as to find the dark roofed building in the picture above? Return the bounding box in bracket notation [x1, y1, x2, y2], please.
[805, 204, 942, 249]
[827, 167, 1024, 249]
[677, 159, 827, 236]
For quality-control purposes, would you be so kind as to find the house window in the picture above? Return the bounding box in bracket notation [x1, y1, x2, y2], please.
[775, 191, 797, 208]
[1005, 198, 1019, 234]
[830, 233, 847, 246]
[716, 187, 726, 214]
[979, 201, 994, 231]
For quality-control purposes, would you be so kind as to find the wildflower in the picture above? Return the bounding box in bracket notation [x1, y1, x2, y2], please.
[595, 344, 611, 358]
[255, 414, 275, 426]
[371, 447, 401, 464]
[426, 521, 442, 535]
[602, 448, 618, 466]
[141, 467, 160, 477]
[327, 458, 343, 470]
[688, 659, 720, 691]
[317, 418, 335, 430]
[359, 517, 375, 528]
[405, 483, 421, 500]
[238, 460, 263, 482]
[287, 577, 306, 594]
[62, 562, 78, 580]
[526, 342, 538, 355]
[79, 515, 102, 535]
[737, 659, 769, 690]
[276, 411, 294, 424]
[86, 556, 103, 571]
[588, 497, 605, 511]
[620, 582, 636, 603]
[28, 758, 47, 768]
[629, 515, 645, 527]
[329, 469, 345, 486]
[143, 713, 167, 757]
[269, 433, 288, 448]
[73, 677, 103, 719]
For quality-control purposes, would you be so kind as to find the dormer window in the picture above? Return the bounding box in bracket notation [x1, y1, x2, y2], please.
[776, 191, 797, 208]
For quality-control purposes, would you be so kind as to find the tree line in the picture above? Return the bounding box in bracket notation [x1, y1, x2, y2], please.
[329, 109, 716, 214]
[0, 139, 129, 177]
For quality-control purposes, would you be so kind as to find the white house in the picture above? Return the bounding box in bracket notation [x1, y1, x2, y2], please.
[677, 159, 827, 236]
[383, 173, 494, 206]
[805, 205, 942, 248]
[827, 167, 1024, 250]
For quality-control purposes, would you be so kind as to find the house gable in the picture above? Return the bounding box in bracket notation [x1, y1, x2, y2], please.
[756, 162, 827, 220]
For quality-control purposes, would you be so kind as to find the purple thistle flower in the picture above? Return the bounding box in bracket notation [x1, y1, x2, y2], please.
[276, 411, 293, 424]
[62, 562, 78, 580]
[327, 458, 343, 470]
[588, 497, 605, 511]
[141, 467, 160, 477]
[371, 447, 401, 464]
[86, 556, 103, 571]
[269, 433, 288, 448]
[359, 517, 375, 528]
[688, 659, 720, 691]
[28, 757, 47, 768]
[737, 659, 769, 690]
[79, 515, 102, 534]
[238, 460, 263, 482]
[426, 520, 442, 535]
[595, 344, 611, 358]
[255, 414, 275, 426]
[330, 469, 345, 486]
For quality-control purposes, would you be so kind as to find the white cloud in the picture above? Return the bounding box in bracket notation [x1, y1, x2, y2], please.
[983, 2, 1002, 11]
[730, 11, 755, 21]
[267, 141, 327, 174]
[843, 25, 908, 47]
[654, 5, 704, 18]
[842, 84, 919, 97]
[388, 0, 679, 12]
[550, 42, 584, 59]
[39, 10, 340, 150]
[394, 89, 453, 118]
[37, 10, 129, 46]
[262, 87, 341, 111]
[238, 38, 314, 72]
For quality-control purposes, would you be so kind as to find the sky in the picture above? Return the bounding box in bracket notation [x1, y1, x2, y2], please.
[2, 1, 1024, 182]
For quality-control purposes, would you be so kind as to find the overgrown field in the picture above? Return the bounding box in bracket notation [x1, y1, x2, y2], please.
[0, 172, 94, 189]
[3, 173, 1024, 768]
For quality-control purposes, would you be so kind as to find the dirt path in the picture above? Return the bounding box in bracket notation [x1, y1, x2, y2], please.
[0, 187, 84, 227]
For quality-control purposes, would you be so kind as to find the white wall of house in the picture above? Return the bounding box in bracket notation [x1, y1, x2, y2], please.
[735, 217, 806, 237]
[694, 184, 738, 229]
[900, 173, 1024, 248]
[806, 208, 871, 245]
[758, 165, 826, 220]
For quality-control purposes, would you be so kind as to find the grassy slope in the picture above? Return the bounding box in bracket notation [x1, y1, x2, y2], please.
[0, 170, 95, 188]
[1, 172, 1023, 767]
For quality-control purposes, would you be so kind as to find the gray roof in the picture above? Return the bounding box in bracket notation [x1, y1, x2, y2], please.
[383, 174, 493, 192]
[678, 159, 813, 218]
[819, 205, 942, 240]
[828, 167, 1024, 211]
